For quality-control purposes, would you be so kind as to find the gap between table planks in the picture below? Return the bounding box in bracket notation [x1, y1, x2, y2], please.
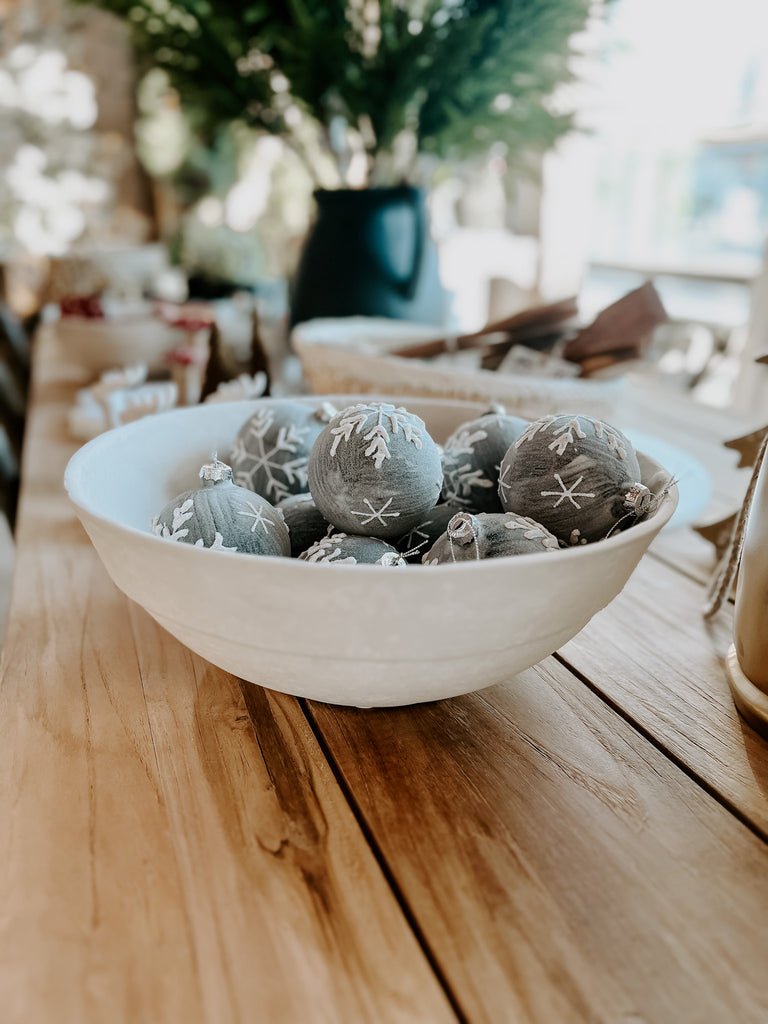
[304, 654, 768, 1024]
[0, 338, 457, 1024]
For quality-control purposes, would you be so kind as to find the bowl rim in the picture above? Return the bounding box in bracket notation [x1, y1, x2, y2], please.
[64, 396, 679, 575]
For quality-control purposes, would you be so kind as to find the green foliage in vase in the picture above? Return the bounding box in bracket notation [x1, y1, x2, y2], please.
[73, 0, 595, 186]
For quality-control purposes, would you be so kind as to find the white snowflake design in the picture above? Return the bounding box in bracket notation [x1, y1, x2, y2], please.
[504, 516, 560, 550]
[237, 501, 277, 534]
[444, 427, 488, 456]
[329, 403, 423, 470]
[443, 462, 494, 504]
[547, 418, 587, 456]
[513, 415, 557, 449]
[540, 473, 596, 509]
[194, 532, 237, 552]
[401, 518, 435, 553]
[592, 418, 628, 459]
[349, 497, 400, 527]
[514, 414, 628, 460]
[230, 408, 312, 502]
[300, 534, 357, 564]
[498, 463, 513, 501]
[151, 498, 194, 541]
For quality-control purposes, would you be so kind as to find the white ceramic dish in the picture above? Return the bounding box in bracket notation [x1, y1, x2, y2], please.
[64, 396, 678, 707]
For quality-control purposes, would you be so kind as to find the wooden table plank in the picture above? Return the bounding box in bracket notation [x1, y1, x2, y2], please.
[558, 554, 768, 839]
[0, 339, 457, 1024]
[308, 657, 768, 1024]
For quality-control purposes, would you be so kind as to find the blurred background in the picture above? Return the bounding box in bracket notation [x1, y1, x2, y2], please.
[3, 0, 768, 397]
[1, 0, 768, 589]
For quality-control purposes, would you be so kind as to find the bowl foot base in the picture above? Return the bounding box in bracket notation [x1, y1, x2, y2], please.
[726, 644, 768, 739]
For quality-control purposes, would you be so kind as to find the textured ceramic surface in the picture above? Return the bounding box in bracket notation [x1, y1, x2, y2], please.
[64, 395, 678, 707]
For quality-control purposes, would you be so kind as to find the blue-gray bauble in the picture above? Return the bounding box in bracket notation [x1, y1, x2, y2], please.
[298, 532, 406, 565]
[441, 408, 528, 513]
[423, 511, 559, 564]
[151, 457, 290, 557]
[230, 399, 336, 503]
[277, 492, 332, 558]
[498, 414, 643, 544]
[308, 402, 443, 541]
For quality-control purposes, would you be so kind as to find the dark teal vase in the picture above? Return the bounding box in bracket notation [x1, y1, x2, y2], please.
[290, 186, 447, 327]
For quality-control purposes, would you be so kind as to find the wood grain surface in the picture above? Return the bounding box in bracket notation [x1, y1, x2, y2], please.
[308, 658, 768, 1024]
[0, 335, 455, 1024]
[4, 331, 768, 1024]
[559, 555, 768, 838]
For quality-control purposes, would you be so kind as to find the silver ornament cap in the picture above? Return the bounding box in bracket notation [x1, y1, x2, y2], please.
[448, 511, 479, 545]
[199, 453, 234, 486]
[623, 482, 653, 516]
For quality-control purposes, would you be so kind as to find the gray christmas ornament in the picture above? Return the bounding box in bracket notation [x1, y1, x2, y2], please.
[230, 399, 337, 503]
[151, 456, 290, 556]
[441, 408, 528, 513]
[298, 532, 406, 565]
[277, 492, 332, 558]
[396, 502, 463, 562]
[498, 414, 643, 544]
[423, 511, 560, 564]
[308, 402, 443, 540]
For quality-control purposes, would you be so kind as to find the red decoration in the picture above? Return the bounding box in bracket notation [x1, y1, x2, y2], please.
[59, 295, 104, 319]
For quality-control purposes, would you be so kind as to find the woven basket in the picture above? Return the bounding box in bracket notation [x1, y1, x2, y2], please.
[292, 318, 623, 420]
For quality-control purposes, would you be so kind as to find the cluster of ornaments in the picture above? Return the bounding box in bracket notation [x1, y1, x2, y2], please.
[152, 399, 656, 566]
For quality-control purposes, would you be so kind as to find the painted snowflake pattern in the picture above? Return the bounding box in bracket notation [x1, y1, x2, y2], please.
[194, 532, 237, 552]
[349, 497, 400, 527]
[514, 414, 628, 459]
[237, 501, 277, 534]
[230, 408, 312, 502]
[329, 403, 423, 469]
[548, 418, 587, 456]
[443, 462, 494, 504]
[540, 473, 595, 509]
[151, 498, 194, 541]
[592, 418, 628, 459]
[498, 463, 513, 501]
[513, 415, 557, 449]
[300, 534, 357, 564]
[444, 427, 488, 456]
[504, 516, 560, 550]
[401, 518, 435, 553]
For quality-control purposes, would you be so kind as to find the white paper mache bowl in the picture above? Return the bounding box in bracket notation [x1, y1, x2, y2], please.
[64, 395, 678, 707]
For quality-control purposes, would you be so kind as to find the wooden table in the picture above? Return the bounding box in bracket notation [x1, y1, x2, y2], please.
[4, 331, 768, 1023]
